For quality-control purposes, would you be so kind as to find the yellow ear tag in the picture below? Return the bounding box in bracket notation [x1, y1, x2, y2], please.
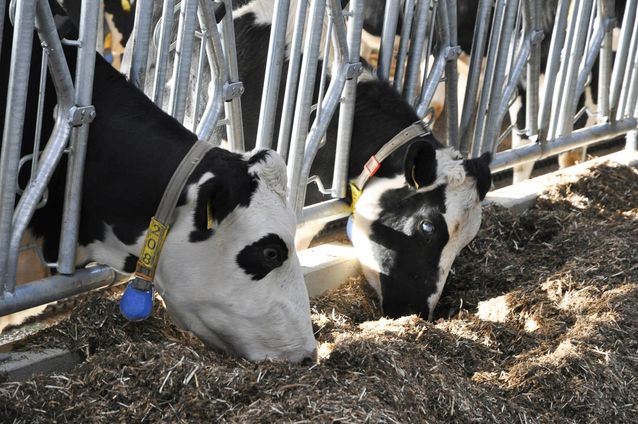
[350, 182, 362, 213]
[411, 166, 420, 189]
[206, 201, 214, 230]
[104, 32, 112, 50]
[121, 0, 132, 12]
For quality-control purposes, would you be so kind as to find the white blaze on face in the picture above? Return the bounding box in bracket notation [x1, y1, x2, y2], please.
[350, 175, 406, 298]
[153, 151, 316, 362]
[425, 149, 484, 319]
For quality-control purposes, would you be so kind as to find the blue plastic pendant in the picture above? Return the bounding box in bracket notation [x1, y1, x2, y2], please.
[120, 278, 154, 321]
[346, 215, 354, 241]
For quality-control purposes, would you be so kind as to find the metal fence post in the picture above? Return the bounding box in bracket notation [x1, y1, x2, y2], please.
[57, 0, 99, 275]
[0, 0, 36, 295]
[255, 0, 290, 150]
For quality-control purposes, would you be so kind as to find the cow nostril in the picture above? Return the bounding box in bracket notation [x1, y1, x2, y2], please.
[300, 349, 318, 366]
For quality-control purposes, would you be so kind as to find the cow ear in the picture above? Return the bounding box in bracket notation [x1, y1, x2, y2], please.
[463, 152, 492, 200]
[192, 177, 225, 235]
[404, 141, 437, 189]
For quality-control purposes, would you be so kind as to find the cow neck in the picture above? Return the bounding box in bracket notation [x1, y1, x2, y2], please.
[351, 80, 428, 179]
[350, 121, 432, 209]
[120, 140, 214, 321]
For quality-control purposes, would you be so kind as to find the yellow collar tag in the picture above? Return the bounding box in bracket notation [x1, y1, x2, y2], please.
[134, 217, 170, 281]
[207, 201, 214, 230]
[121, 0, 131, 12]
[350, 182, 362, 212]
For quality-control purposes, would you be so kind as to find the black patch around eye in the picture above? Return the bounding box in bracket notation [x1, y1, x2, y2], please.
[123, 254, 139, 273]
[236, 233, 289, 281]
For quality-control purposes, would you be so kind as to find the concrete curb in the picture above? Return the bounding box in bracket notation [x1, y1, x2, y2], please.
[0, 349, 81, 382]
[485, 150, 638, 213]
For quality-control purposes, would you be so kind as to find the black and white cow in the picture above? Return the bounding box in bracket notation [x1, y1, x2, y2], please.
[1, 2, 316, 362]
[231, 0, 492, 320]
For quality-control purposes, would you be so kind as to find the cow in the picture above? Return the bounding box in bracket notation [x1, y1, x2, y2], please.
[0, 1, 316, 362]
[231, 0, 492, 320]
[102, 0, 135, 70]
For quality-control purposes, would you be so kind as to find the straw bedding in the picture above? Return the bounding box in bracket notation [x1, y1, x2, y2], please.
[1, 162, 637, 423]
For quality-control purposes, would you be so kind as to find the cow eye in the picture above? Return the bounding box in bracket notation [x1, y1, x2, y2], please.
[236, 234, 289, 280]
[263, 247, 281, 262]
[419, 220, 435, 235]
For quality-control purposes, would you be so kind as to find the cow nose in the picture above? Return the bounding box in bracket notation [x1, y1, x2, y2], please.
[300, 348, 318, 365]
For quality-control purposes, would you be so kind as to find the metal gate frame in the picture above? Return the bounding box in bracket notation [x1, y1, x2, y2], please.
[0, 0, 115, 316]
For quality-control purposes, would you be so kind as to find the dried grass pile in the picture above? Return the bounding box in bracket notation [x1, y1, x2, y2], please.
[1, 162, 637, 423]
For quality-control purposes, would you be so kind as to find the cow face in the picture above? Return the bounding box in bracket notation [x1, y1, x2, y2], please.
[154, 149, 316, 362]
[350, 142, 491, 320]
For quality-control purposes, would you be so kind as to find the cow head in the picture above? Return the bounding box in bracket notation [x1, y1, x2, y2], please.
[152, 149, 316, 362]
[350, 142, 492, 320]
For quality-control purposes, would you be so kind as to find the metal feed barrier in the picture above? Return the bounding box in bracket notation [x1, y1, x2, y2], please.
[1, 0, 638, 318]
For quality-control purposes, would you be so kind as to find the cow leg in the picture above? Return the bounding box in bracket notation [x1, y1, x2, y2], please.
[558, 88, 593, 168]
[509, 91, 534, 183]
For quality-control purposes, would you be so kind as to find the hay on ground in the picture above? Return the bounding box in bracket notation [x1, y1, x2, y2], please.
[1, 162, 637, 423]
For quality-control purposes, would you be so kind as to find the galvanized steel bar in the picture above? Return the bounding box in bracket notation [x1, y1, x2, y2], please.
[128, 0, 154, 88]
[403, 0, 431, 107]
[0, 0, 5, 60]
[255, 0, 290, 150]
[538, 0, 569, 142]
[316, 18, 334, 123]
[480, 0, 519, 155]
[609, 0, 637, 119]
[30, 50, 48, 185]
[548, 0, 580, 139]
[220, 0, 244, 152]
[195, 0, 227, 142]
[300, 198, 352, 226]
[623, 31, 638, 118]
[392, 0, 415, 93]
[490, 33, 531, 153]
[555, 0, 593, 137]
[332, 0, 364, 199]
[524, 0, 540, 139]
[442, 0, 460, 148]
[287, 0, 326, 210]
[192, 33, 207, 131]
[618, 13, 638, 119]
[597, 0, 615, 122]
[58, 0, 100, 275]
[417, 0, 438, 105]
[491, 118, 638, 172]
[168, 0, 198, 124]
[415, 49, 446, 118]
[377, 0, 400, 81]
[0, 265, 116, 316]
[5, 0, 75, 291]
[459, 0, 491, 155]
[574, 21, 606, 114]
[152, 0, 175, 108]
[0, 0, 36, 294]
[277, 0, 308, 159]
[295, 0, 350, 211]
[470, 0, 506, 157]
